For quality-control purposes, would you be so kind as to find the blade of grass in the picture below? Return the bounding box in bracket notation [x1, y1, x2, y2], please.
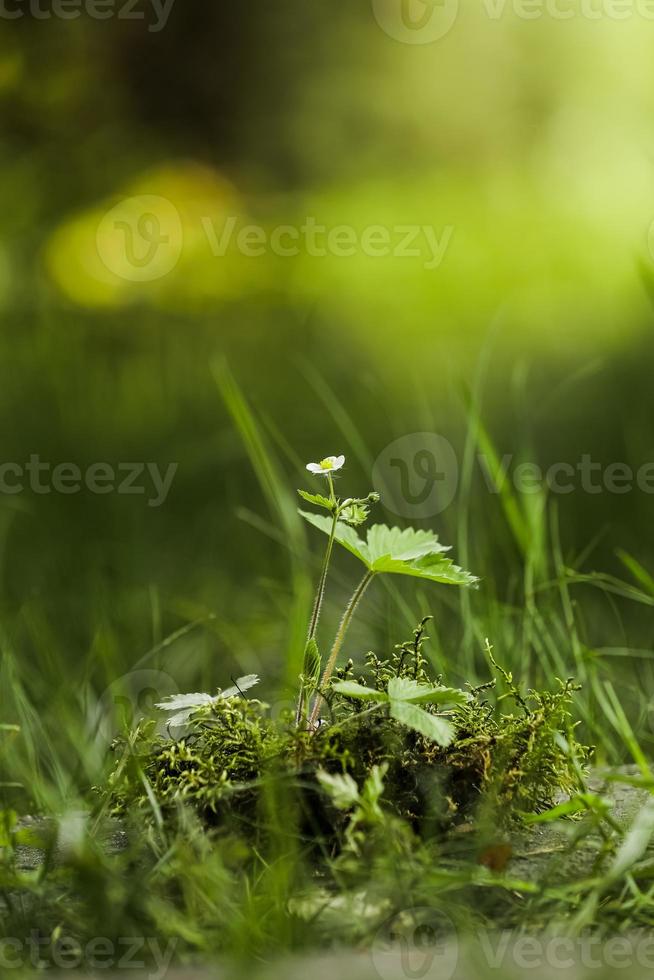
[616, 549, 654, 598]
[213, 359, 311, 685]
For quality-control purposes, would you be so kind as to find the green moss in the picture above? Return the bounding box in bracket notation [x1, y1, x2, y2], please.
[107, 619, 590, 857]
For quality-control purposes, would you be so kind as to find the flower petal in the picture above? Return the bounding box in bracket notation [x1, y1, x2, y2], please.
[306, 455, 345, 475]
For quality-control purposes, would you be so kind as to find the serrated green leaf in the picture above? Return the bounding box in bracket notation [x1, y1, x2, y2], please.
[366, 525, 447, 564]
[387, 677, 470, 706]
[299, 510, 370, 564]
[316, 770, 360, 809]
[299, 511, 477, 588]
[303, 638, 321, 686]
[331, 681, 388, 702]
[389, 699, 454, 746]
[372, 551, 478, 586]
[297, 489, 334, 512]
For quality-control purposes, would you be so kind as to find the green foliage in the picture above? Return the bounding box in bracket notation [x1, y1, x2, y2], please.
[302, 639, 321, 690]
[316, 769, 359, 810]
[388, 699, 455, 747]
[109, 696, 281, 822]
[331, 674, 471, 747]
[155, 675, 260, 728]
[6, 415, 652, 963]
[107, 621, 589, 844]
[87, 620, 599, 960]
[297, 489, 335, 513]
[299, 511, 478, 586]
[296, 455, 475, 727]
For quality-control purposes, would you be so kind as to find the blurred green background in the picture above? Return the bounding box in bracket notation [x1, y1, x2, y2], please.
[3, 2, 654, 775]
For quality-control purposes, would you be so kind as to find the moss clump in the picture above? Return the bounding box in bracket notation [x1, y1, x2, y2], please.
[107, 620, 591, 855]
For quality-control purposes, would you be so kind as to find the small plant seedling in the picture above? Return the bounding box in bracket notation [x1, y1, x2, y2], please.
[148, 453, 477, 735]
[109, 444, 588, 860]
[297, 453, 477, 727]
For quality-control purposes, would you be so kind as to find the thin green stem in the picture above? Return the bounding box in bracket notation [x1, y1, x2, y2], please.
[308, 570, 375, 729]
[324, 701, 386, 735]
[306, 512, 337, 641]
[295, 476, 339, 726]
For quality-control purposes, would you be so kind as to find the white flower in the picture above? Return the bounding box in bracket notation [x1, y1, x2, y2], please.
[155, 674, 259, 728]
[306, 455, 345, 476]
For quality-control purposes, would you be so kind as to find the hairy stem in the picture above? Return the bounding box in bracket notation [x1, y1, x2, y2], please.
[308, 570, 375, 729]
[295, 474, 338, 726]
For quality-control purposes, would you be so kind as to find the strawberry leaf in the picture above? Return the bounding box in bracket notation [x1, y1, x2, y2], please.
[331, 681, 388, 702]
[387, 677, 470, 706]
[297, 490, 335, 512]
[389, 700, 454, 747]
[299, 512, 477, 588]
